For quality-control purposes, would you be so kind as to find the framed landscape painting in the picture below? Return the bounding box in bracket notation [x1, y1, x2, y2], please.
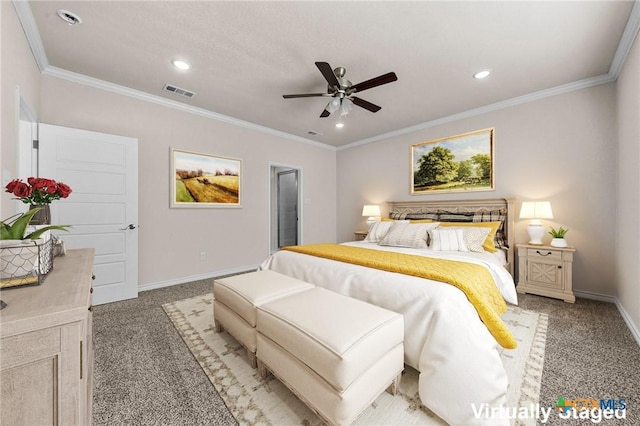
[170, 148, 241, 208]
[411, 128, 494, 194]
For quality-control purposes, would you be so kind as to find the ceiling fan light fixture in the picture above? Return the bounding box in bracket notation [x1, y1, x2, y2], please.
[172, 59, 191, 70]
[335, 122, 345, 129]
[339, 98, 353, 116]
[473, 69, 492, 79]
[326, 98, 341, 113]
[283, 62, 396, 118]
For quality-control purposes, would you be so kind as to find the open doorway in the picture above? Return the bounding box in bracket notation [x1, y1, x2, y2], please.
[18, 96, 39, 175]
[270, 164, 302, 253]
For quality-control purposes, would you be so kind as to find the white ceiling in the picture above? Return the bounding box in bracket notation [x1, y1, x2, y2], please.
[22, 1, 638, 148]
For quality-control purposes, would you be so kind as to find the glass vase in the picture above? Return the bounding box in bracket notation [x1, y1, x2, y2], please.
[29, 204, 51, 225]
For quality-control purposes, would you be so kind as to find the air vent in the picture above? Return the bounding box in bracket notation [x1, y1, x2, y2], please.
[307, 130, 322, 136]
[57, 9, 82, 25]
[163, 84, 196, 99]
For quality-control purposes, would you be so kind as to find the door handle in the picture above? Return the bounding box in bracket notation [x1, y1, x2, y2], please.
[120, 224, 137, 230]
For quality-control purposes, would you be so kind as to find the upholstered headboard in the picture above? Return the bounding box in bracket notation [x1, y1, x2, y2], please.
[387, 198, 516, 276]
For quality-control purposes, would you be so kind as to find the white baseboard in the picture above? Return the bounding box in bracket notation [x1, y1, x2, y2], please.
[573, 289, 617, 303]
[613, 299, 640, 347]
[138, 264, 260, 293]
[575, 290, 640, 346]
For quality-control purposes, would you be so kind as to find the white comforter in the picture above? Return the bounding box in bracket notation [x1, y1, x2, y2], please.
[260, 241, 517, 426]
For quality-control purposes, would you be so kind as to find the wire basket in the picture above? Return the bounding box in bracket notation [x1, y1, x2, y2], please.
[0, 238, 53, 288]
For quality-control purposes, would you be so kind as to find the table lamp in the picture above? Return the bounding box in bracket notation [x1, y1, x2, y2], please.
[519, 201, 553, 245]
[362, 205, 381, 228]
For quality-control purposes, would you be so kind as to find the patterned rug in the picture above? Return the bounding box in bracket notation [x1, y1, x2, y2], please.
[163, 294, 548, 425]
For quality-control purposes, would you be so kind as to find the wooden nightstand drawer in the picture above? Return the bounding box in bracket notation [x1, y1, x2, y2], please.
[354, 231, 368, 241]
[527, 248, 562, 260]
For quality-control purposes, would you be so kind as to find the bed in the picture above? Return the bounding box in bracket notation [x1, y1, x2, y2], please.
[260, 198, 517, 426]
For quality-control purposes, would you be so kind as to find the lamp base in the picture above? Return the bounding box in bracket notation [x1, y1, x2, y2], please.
[526, 223, 545, 245]
[366, 217, 376, 228]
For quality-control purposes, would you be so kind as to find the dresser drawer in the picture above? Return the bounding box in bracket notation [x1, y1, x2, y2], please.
[527, 248, 562, 260]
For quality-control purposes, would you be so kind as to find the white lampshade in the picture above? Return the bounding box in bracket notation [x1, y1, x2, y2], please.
[519, 201, 553, 245]
[519, 201, 553, 222]
[362, 205, 381, 217]
[362, 204, 381, 227]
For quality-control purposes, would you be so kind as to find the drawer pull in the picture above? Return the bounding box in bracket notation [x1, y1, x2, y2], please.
[92, 274, 96, 280]
[536, 250, 553, 256]
[88, 305, 93, 312]
[90, 287, 94, 294]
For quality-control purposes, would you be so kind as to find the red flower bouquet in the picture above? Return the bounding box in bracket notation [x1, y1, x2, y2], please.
[5, 177, 72, 204]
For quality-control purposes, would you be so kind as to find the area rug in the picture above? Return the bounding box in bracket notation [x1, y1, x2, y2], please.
[163, 294, 548, 425]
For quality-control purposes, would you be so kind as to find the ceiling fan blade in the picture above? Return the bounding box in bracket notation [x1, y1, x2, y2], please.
[320, 109, 331, 118]
[283, 93, 326, 99]
[350, 72, 398, 93]
[352, 96, 382, 113]
[315, 62, 340, 88]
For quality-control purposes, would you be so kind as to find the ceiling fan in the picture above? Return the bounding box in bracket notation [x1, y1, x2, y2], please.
[283, 62, 398, 118]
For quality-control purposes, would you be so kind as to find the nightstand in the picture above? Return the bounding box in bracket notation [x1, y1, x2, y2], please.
[516, 244, 575, 303]
[354, 231, 368, 241]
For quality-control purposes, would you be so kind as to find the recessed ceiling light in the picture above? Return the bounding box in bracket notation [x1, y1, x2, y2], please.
[473, 69, 491, 79]
[57, 9, 82, 25]
[335, 122, 345, 129]
[172, 60, 191, 70]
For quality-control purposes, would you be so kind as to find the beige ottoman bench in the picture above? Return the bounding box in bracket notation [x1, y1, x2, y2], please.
[256, 287, 404, 426]
[213, 270, 314, 368]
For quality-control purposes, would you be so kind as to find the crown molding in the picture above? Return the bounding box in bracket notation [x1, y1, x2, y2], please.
[609, 0, 640, 78]
[12, 0, 48, 72]
[42, 67, 335, 151]
[338, 73, 615, 151]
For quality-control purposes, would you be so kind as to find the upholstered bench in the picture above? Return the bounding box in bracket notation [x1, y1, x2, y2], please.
[256, 287, 404, 426]
[213, 270, 314, 368]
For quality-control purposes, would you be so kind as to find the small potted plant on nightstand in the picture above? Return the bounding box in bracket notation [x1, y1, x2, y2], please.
[549, 226, 569, 247]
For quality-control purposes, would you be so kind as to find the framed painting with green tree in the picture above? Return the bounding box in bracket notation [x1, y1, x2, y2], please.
[411, 128, 494, 194]
[170, 148, 241, 208]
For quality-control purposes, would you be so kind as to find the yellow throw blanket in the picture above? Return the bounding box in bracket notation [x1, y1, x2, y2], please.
[282, 244, 517, 349]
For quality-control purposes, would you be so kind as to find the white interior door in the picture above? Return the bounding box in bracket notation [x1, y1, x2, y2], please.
[38, 123, 138, 305]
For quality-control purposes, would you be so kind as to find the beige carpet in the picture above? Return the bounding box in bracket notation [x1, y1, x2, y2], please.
[163, 294, 548, 425]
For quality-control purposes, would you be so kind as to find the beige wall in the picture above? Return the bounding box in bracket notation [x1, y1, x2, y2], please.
[337, 83, 618, 296]
[1, 1, 42, 218]
[37, 76, 336, 286]
[616, 32, 640, 334]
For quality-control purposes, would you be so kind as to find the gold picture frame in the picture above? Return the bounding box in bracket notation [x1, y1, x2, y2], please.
[170, 148, 241, 208]
[411, 128, 494, 194]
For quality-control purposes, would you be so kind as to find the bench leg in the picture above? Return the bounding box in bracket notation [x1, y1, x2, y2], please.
[386, 372, 402, 396]
[247, 350, 257, 369]
[214, 320, 224, 333]
[257, 359, 270, 379]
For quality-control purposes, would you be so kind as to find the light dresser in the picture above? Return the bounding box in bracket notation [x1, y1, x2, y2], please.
[0, 249, 95, 426]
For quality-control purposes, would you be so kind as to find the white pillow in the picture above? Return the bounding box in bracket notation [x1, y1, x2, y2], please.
[429, 228, 468, 251]
[379, 222, 439, 249]
[364, 220, 409, 243]
[446, 226, 492, 252]
[364, 221, 393, 243]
